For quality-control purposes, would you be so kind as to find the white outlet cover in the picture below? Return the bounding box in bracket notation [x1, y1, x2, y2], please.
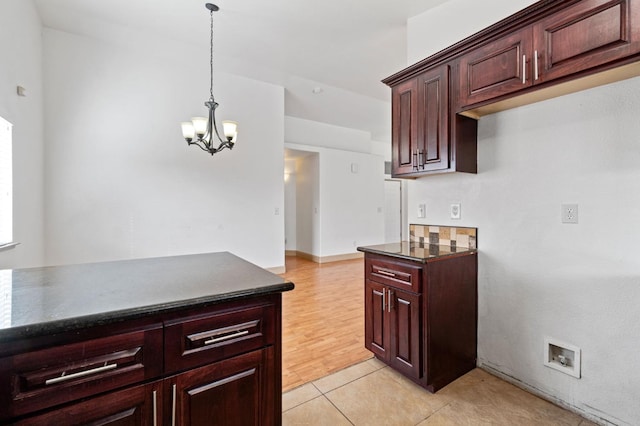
[561, 204, 579, 224]
[450, 203, 461, 220]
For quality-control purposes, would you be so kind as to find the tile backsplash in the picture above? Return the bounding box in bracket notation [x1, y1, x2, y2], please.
[410, 224, 477, 249]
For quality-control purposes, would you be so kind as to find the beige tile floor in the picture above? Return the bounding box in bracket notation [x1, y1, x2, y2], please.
[282, 357, 598, 426]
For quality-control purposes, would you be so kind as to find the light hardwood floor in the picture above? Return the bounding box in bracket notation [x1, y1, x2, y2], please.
[279, 255, 372, 392]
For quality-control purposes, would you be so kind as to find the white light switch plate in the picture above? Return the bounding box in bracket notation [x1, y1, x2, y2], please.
[418, 204, 426, 218]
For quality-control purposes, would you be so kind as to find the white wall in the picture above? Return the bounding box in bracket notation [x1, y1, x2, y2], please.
[285, 117, 386, 258]
[408, 1, 640, 424]
[287, 141, 385, 258]
[319, 147, 385, 255]
[0, 0, 45, 269]
[285, 116, 375, 154]
[407, 0, 535, 63]
[42, 28, 286, 270]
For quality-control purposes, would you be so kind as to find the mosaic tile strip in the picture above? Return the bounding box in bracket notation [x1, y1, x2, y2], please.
[409, 224, 477, 249]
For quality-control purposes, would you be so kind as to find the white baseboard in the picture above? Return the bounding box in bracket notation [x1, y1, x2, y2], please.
[289, 251, 363, 264]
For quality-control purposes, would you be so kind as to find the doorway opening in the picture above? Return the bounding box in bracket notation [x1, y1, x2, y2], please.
[284, 148, 319, 259]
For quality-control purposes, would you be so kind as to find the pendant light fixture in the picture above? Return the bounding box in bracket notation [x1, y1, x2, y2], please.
[180, 3, 238, 155]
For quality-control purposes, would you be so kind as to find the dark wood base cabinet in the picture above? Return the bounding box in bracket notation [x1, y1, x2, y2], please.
[1, 294, 284, 425]
[171, 347, 275, 425]
[364, 252, 477, 392]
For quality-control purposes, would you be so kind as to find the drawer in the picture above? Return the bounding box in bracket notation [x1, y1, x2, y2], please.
[366, 257, 422, 293]
[164, 302, 275, 374]
[0, 325, 163, 420]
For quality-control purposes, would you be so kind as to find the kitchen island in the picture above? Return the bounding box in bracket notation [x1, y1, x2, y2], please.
[0, 252, 294, 425]
[358, 225, 477, 392]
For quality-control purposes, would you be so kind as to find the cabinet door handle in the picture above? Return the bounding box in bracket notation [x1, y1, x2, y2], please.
[377, 269, 396, 278]
[522, 54, 526, 84]
[418, 149, 424, 169]
[388, 289, 393, 313]
[152, 390, 158, 426]
[534, 50, 539, 81]
[204, 330, 249, 345]
[44, 362, 117, 385]
[412, 150, 418, 170]
[171, 384, 177, 426]
[381, 289, 386, 312]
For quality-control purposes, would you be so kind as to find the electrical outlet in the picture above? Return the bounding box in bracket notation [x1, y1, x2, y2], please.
[561, 204, 578, 224]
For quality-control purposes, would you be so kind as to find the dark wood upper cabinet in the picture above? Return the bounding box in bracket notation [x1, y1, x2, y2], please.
[417, 66, 450, 173]
[391, 78, 419, 175]
[533, 0, 640, 83]
[459, 0, 640, 110]
[388, 65, 476, 178]
[459, 28, 534, 107]
[386, 0, 640, 178]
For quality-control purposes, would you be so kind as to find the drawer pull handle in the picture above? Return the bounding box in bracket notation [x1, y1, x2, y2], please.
[152, 390, 158, 426]
[204, 330, 249, 345]
[44, 362, 118, 385]
[171, 384, 177, 426]
[377, 270, 396, 278]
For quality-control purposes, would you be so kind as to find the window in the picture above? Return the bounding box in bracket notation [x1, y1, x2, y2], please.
[0, 116, 12, 247]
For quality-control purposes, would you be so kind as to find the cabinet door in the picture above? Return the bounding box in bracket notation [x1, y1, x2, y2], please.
[391, 78, 419, 176]
[169, 347, 274, 426]
[417, 65, 449, 172]
[388, 288, 421, 380]
[364, 280, 389, 360]
[459, 28, 533, 107]
[14, 382, 161, 426]
[534, 0, 640, 83]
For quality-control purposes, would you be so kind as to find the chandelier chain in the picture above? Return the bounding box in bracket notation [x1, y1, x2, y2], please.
[209, 8, 214, 100]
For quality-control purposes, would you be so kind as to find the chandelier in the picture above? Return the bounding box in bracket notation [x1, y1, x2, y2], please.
[180, 3, 238, 155]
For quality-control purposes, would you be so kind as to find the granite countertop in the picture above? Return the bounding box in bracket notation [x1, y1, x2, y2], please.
[0, 252, 294, 342]
[357, 242, 477, 263]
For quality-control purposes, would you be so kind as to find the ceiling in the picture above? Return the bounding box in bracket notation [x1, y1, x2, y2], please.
[34, 0, 452, 142]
